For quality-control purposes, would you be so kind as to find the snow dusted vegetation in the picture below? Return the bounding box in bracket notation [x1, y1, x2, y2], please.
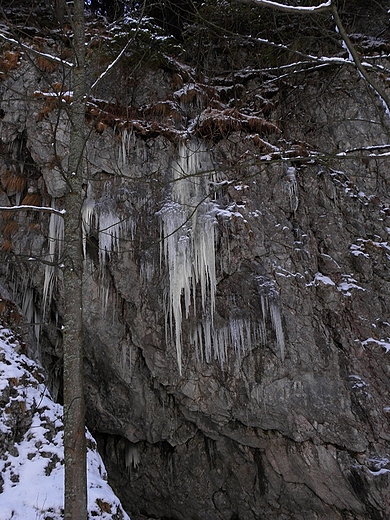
[0, 328, 130, 520]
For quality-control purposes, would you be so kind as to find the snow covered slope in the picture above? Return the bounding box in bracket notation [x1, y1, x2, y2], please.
[0, 328, 130, 520]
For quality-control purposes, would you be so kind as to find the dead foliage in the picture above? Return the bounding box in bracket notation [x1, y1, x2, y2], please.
[173, 83, 222, 111]
[1, 170, 27, 194]
[195, 108, 280, 141]
[1, 239, 13, 252]
[85, 99, 180, 140]
[60, 47, 73, 61]
[1, 210, 13, 221]
[21, 192, 41, 206]
[176, 85, 207, 107]
[36, 97, 59, 120]
[96, 499, 111, 514]
[85, 99, 138, 127]
[33, 90, 72, 121]
[2, 219, 18, 238]
[0, 297, 21, 326]
[52, 82, 64, 92]
[0, 50, 20, 74]
[36, 55, 58, 73]
[141, 101, 182, 123]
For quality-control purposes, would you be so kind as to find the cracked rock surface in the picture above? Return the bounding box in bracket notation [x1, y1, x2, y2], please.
[1, 25, 390, 520]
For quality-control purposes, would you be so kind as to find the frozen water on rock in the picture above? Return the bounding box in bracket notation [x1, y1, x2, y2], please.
[159, 141, 217, 373]
[258, 278, 285, 362]
[285, 166, 299, 213]
[81, 182, 132, 313]
[43, 201, 64, 319]
[82, 183, 128, 266]
[159, 142, 286, 372]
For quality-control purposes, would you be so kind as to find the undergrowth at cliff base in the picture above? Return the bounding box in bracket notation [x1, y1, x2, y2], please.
[0, 329, 130, 520]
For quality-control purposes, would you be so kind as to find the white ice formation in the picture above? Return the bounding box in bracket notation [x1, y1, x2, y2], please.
[43, 201, 64, 318]
[82, 182, 128, 266]
[285, 166, 299, 213]
[159, 141, 286, 373]
[159, 141, 217, 373]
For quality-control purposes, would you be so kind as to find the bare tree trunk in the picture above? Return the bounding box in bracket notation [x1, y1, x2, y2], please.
[62, 0, 87, 518]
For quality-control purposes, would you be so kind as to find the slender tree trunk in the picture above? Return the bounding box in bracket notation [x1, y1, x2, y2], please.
[62, 0, 87, 518]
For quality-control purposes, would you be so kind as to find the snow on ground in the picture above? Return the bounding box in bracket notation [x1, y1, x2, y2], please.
[0, 328, 130, 520]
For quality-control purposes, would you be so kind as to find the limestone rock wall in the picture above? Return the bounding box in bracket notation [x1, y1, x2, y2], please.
[1, 47, 390, 520]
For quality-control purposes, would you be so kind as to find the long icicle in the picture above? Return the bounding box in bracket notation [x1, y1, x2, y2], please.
[42, 199, 64, 318]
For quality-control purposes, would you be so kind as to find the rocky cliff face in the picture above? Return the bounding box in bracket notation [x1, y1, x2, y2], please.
[1, 14, 390, 519]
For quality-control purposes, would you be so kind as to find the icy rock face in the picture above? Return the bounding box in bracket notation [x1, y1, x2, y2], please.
[1, 55, 390, 520]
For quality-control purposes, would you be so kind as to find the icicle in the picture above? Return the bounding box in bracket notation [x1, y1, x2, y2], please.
[21, 286, 41, 358]
[121, 341, 127, 377]
[81, 182, 130, 316]
[269, 302, 285, 362]
[140, 257, 155, 284]
[160, 143, 286, 371]
[190, 318, 254, 367]
[125, 442, 140, 472]
[285, 166, 299, 213]
[259, 287, 285, 362]
[82, 182, 128, 268]
[21, 287, 34, 329]
[42, 201, 64, 318]
[81, 194, 95, 259]
[118, 129, 137, 172]
[98, 210, 123, 264]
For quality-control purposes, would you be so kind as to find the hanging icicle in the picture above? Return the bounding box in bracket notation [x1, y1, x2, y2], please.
[285, 166, 299, 213]
[159, 141, 217, 374]
[42, 200, 64, 318]
[190, 318, 266, 367]
[159, 142, 286, 373]
[81, 181, 130, 315]
[258, 277, 285, 362]
[82, 182, 128, 267]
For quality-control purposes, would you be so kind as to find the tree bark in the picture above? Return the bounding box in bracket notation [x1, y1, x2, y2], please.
[62, 0, 87, 518]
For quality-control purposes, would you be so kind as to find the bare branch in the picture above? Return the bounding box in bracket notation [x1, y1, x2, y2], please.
[239, 0, 390, 115]
[238, 0, 332, 14]
[331, 4, 390, 115]
[89, 3, 147, 93]
[89, 40, 131, 93]
[0, 32, 74, 69]
[0, 205, 65, 216]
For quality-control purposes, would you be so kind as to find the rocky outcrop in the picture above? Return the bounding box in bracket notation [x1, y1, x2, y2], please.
[1, 17, 390, 520]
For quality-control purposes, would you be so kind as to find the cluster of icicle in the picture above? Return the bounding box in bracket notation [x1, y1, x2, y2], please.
[38, 138, 286, 375]
[159, 141, 286, 373]
[285, 166, 299, 213]
[159, 141, 218, 373]
[81, 182, 129, 311]
[190, 318, 266, 367]
[40, 181, 129, 334]
[82, 182, 128, 265]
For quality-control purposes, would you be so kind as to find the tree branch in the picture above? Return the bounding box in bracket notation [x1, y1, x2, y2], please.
[89, 2, 147, 93]
[238, 0, 332, 14]
[0, 32, 74, 69]
[331, 3, 390, 115]
[0, 205, 65, 216]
